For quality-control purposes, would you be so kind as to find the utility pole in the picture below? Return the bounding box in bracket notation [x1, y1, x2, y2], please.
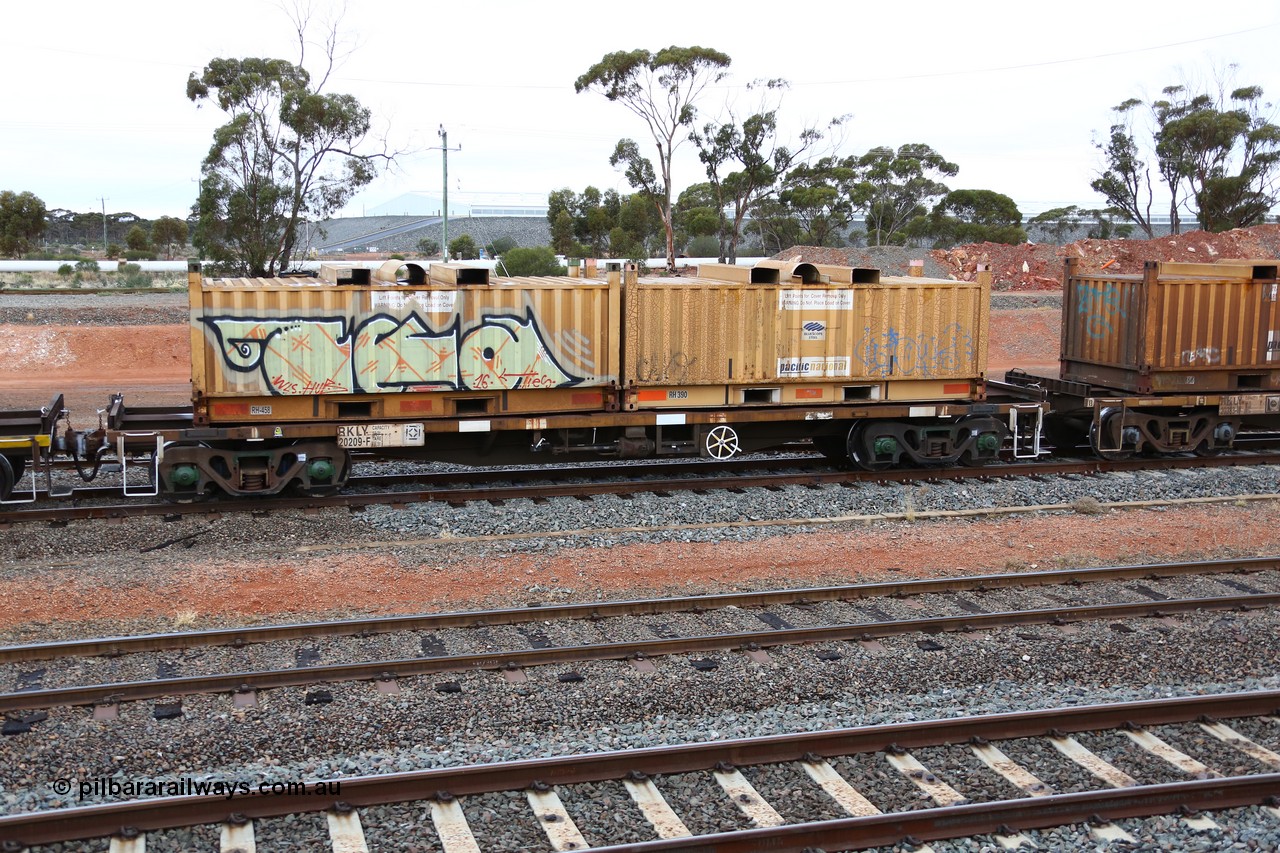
[99, 197, 109, 253]
[431, 126, 461, 259]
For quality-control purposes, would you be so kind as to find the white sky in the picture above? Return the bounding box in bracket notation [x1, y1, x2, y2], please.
[2, 0, 1277, 222]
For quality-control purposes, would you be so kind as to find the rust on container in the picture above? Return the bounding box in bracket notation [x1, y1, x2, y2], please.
[1061, 257, 1280, 394]
[623, 267, 988, 405]
[190, 271, 619, 422]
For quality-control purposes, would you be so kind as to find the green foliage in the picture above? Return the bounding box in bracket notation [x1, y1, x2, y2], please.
[1028, 206, 1086, 243]
[546, 187, 659, 257]
[448, 234, 478, 260]
[416, 237, 441, 256]
[499, 246, 564, 276]
[389, 253, 405, 260]
[57, 263, 73, 276]
[125, 224, 150, 252]
[850, 144, 958, 246]
[776, 157, 856, 247]
[1027, 206, 1135, 243]
[0, 190, 47, 258]
[188, 51, 382, 276]
[485, 235, 518, 257]
[106, 244, 121, 259]
[1093, 80, 1280, 234]
[576, 46, 732, 269]
[929, 190, 1027, 247]
[123, 250, 157, 261]
[75, 259, 100, 272]
[685, 235, 721, 257]
[120, 263, 143, 274]
[150, 216, 189, 259]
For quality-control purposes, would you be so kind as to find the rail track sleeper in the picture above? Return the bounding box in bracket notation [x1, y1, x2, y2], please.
[1048, 734, 1140, 788]
[1198, 721, 1280, 768]
[526, 786, 588, 851]
[218, 820, 256, 852]
[622, 776, 692, 839]
[712, 766, 786, 828]
[4, 555, 1277, 665]
[2, 592, 1276, 712]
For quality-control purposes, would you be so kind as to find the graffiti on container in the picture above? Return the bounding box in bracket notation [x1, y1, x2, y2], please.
[1076, 281, 1127, 339]
[855, 324, 972, 376]
[635, 352, 699, 383]
[1181, 347, 1221, 366]
[204, 309, 583, 395]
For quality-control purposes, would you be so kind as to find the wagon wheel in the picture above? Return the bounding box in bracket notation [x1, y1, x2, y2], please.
[703, 425, 741, 460]
[0, 455, 13, 502]
[847, 423, 895, 472]
[2, 454, 24, 485]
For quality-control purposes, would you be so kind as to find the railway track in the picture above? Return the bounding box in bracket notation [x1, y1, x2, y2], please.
[3, 449, 1279, 527]
[2, 691, 1277, 850]
[2, 556, 1275, 713]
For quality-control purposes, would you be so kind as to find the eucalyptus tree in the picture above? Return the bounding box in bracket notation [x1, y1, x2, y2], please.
[576, 46, 732, 270]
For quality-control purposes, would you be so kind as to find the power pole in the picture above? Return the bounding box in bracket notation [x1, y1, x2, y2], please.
[99, 197, 109, 252]
[431, 126, 461, 259]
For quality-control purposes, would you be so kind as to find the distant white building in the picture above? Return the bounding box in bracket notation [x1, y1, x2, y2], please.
[368, 191, 549, 218]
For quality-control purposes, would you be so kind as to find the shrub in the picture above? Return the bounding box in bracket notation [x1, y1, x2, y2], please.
[75, 259, 100, 272]
[57, 263, 74, 276]
[685, 235, 720, 258]
[123, 250, 156, 261]
[498, 246, 565, 277]
[106, 244, 121, 259]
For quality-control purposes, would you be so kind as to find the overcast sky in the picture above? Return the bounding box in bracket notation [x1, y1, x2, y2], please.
[3, 1, 1277, 222]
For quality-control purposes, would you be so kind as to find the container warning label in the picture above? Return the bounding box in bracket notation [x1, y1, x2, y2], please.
[371, 291, 458, 312]
[780, 290, 853, 311]
[777, 357, 851, 377]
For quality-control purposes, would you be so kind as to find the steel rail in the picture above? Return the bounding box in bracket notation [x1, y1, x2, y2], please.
[3, 451, 1279, 525]
[2, 554, 1275, 665]
[0, 690, 1276, 847]
[2, 592, 1275, 712]
[581, 776, 1280, 852]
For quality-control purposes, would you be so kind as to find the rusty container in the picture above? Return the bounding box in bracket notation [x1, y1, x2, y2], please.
[190, 265, 619, 422]
[1061, 258, 1280, 393]
[622, 262, 989, 407]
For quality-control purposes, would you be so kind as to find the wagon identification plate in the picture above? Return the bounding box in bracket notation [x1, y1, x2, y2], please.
[337, 423, 425, 448]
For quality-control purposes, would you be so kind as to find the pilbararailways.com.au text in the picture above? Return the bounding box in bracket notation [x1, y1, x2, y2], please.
[52, 777, 342, 801]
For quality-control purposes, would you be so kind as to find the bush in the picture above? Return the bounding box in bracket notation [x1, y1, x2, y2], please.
[120, 263, 142, 274]
[106, 244, 121, 259]
[390, 253, 405, 260]
[123, 250, 156, 261]
[57, 263, 74, 276]
[75, 259, 100, 272]
[498, 246, 565, 277]
[685, 235, 720, 258]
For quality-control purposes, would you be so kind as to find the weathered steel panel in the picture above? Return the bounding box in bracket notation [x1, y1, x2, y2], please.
[1062, 259, 1280, 393]
[622, 273, 988, 390]
[193, 275, 618, 403]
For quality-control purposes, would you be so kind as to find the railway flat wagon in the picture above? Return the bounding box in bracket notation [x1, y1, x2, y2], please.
[1007, 257, 1280, 458]
[622, 261, 1036, 469]
[169, 261, 621, 497]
